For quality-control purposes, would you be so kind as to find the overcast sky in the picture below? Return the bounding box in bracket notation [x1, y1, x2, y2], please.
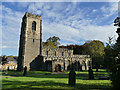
[1, 1, 119, 56]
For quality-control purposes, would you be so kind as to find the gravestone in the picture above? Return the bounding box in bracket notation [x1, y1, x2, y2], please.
[7, 67, 9, 71]
[68, 64, 76, 85]
[88, 67, 94, 79]
[23, 66, 27, 76]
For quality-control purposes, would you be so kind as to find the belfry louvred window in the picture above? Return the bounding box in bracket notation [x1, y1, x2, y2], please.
[32, 21, 36, 31]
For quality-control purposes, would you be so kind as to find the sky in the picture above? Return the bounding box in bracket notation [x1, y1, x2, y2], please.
[0, 1, 119, 56]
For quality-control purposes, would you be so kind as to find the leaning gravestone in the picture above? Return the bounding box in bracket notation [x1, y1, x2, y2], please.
[23, 66, 27, 76]
[69, 64, 76, 86]
[88, 67, 94, 79]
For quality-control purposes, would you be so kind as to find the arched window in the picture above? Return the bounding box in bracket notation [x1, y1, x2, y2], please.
[61, 52, 64, 56]
[33, 39, 35, 43]
[32, 21, 36, 31]
[68, 52, 71, 57]
[53, 51, 56, 56]
[46, 51, 48, 56]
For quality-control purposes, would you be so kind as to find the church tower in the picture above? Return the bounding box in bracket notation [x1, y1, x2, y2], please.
[17, 12, 42, 71]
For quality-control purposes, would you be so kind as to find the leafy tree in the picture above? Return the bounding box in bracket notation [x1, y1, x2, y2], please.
[43, 36, 60, 48]
[108, 17, 120, 88]
[104, 37, 117, 72]
[60, 40, 105, 71]
[108, 41, 120, 88]
[2, 55, 8, 65]
[83, 40, 105, 71]
[59, 45, 85, 54]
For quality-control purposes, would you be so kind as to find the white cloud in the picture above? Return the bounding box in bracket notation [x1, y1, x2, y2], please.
[101, 2, 117, 18]
[26, 2, 118, 45]
[92, 9, 97, 13]
[1, 2, 118, 52]
[2, 0, 120, 2]
[43, 20, 117, 45]
[2, 5, 24, 49]
[80, 24, 117, 42]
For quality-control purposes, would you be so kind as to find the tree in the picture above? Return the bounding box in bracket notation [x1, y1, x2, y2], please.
[59, 45, 85, 54]
[83, 40, 105, 71]
[59, 40, 105, 71]
[104, 37, 117, 72]
[2, 55, 8, 65]
[109, 17, 120, 88]
[43, 36, 60, 48]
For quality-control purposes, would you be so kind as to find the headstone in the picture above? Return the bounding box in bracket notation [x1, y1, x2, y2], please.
[23, 66, 27, 76]
[88, 67, 94, 79]
[68, 64, 76, 85]
[7, 67, 9, 71]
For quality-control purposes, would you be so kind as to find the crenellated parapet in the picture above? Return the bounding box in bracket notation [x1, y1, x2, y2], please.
[42, 47, 73, 52]
[43, 46, 73, 50]
[72, 55, 90, 58]
[24, 12, 42, 20]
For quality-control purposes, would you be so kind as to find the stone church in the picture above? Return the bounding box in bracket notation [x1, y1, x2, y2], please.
[17, 12, 92, 72]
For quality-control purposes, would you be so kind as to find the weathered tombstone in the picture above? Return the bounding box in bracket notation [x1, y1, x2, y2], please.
[23, 66, 27, 76]
[88, 67, 94, 79]
[80, 65, 83, 71]
[69, 63, 76, 85]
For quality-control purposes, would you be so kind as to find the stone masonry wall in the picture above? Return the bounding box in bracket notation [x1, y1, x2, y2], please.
[42, 47, 73, 57]
[18, 12, 42, 71]
[42, 47, 91, 71]
[24, 13, 42, 70]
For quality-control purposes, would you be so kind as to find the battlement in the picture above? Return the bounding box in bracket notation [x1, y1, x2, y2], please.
[42, 46, 73, 51]
[24, 12, 42, 20]
[72, 55, 90, 58]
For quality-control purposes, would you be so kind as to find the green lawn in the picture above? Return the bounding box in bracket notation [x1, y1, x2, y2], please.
[2, 69, 112, 89]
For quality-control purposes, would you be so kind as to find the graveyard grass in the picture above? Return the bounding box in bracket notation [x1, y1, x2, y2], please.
[2, 69, 112, 89]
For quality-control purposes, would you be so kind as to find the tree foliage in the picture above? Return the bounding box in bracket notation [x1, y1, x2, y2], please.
[43, 36, 60, 48]
[83, 40, 105, 57]
[107, 43, 120, 88]
[104, 37, 117, 71]
[83, 40, 105, 70]
[59, 45, 85, 54]
[107, 17, 120, 88]
[108, 31, 120, 88]
[2, 55, 8, 65]
[60, 40, 105, 70]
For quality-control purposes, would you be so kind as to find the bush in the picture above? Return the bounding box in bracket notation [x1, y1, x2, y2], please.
[110, 64, 120, 88]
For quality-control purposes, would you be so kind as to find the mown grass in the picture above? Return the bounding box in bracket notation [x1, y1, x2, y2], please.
[2, 69, 112, 89]
[2, 70, 51, 76]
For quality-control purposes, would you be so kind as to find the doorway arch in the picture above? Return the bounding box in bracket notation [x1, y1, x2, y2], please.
[55, 64, 61, 72]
